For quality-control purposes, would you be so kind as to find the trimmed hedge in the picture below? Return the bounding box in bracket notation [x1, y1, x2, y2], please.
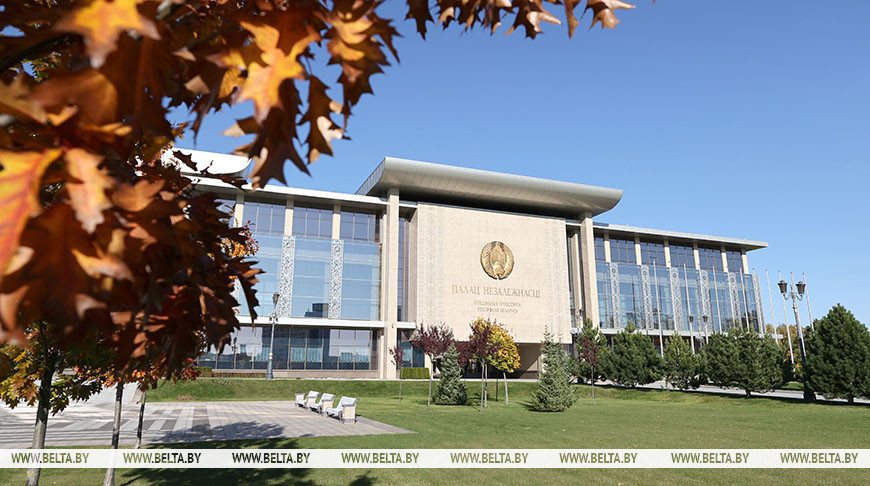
[193, 366, 213, 377]
[400, 367, 430, 379]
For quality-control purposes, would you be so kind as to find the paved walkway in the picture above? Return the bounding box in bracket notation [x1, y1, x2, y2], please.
[0, 400, 411, 448]
[632, 380, 870, 404]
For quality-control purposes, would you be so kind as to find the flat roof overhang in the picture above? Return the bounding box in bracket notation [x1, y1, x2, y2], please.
[356, 156, 623, 218]
[584, 222, 769, 251]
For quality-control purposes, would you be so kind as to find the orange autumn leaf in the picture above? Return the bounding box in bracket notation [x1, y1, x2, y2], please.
[54, 0, 159, 68]
[0, 149, 62, 277]
[64, 148, 112, 233]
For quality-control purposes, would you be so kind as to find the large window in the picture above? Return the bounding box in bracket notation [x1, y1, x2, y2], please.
[291, 237, 331, 317]
[725, 249, 743, 273]
[340, 209, 380, 242]
[242, 199, 285, 235]
[669, 244, 695, 269]
[698, 247, 723, 271]
[238, 233, 282, 316]
[341, 241, 381, 320]
[202, 327, 378, 371]
[609, 237, 636, 264]
[639, 240, 666, 266]
[397, 216, 410, 321]
[594, 237, 606, 262]
[292, 205, 333, 239]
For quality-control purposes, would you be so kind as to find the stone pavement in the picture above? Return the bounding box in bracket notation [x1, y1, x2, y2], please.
[0, 400, 411, 448]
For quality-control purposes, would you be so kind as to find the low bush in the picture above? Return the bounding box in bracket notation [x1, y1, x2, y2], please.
[400, 367, 430, 379]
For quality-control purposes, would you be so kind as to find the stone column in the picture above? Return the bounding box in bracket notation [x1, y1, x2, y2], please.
[663, 238, 671, 267]
[284, 199, 294, 235]
[633, 235, 642, 265]
[720, 245, 729, 272]
[568, 230, 583, 327]
[332, 203, 341, 239]
[692, 243, 701, 270]
[382, 188, 400, 379]
[578, 213, 599, 327]
[233, 194, 244, 228]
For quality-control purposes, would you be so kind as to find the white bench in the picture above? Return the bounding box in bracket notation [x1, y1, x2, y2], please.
[296, 391, 318, 408]
[310, 393, 335, 415]
[326, 397, 359, 424]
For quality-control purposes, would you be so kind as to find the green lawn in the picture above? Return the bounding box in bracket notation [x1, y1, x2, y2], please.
[2, 378, 868, 485]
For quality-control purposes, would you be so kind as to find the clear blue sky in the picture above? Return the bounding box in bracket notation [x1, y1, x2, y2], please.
[175, 2, 870, 327]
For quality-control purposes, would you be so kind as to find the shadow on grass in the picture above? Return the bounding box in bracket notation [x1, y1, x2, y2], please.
[590, 383, 870, 408]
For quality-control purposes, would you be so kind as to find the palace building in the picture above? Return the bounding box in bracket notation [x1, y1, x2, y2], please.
[183, 150, 768, 379]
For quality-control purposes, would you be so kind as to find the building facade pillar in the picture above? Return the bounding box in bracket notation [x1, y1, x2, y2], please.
[568, 230, 583, 328]
[578, 213, 599, 327]
[381, 188, 400, 379]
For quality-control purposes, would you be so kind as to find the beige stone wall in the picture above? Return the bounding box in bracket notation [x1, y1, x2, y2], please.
[415, 203, 571, 344]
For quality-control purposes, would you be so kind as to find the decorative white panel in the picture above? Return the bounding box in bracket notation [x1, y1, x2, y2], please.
[752, 273, 765, 332]
[276, 235, 295, 318]
[670, 267, 683, 332]
[608, 263, 622, 328]
[328, 239, 343, 319]
[727, 272, 739, 328]
[640, 265, 653, 331]
[699, 270, 711, 335]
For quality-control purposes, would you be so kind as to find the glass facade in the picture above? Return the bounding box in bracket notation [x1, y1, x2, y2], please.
[292, 205, 333, 239]
[725, 249, 743, 273]
[341, 241, 381, 320]
[197, 327, 378, 371]
[596, 262, 762, 335]
[594, 237, 606, 262]
[291, 237, 332, 318]
[340, 209, 380, 242]
[238, 232, 283, 317]
[397, 216, 410, 321]
[639, 240, 665, 266]
[669, 244, 694, 269]
[609, 237, 636, 264]
[243, 199, 285, 235]
[698, 246, 723, 271]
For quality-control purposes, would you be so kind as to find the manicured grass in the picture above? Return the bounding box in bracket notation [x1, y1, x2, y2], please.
[2, 378, 868, 485]
[780, 381, 805, 391]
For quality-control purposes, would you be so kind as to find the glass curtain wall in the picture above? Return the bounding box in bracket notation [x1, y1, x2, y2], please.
[291, 237, 331, 318]
[725, 250, 743, 273]
[398, 329, 425, 368]
[397, 216, 410, 321]
[341, 241, 380, 320]
[200, 327, 379, 371]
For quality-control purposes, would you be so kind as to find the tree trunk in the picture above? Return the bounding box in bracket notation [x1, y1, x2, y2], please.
[503, 371, 509, 405]
[745, 390, 751, 398]
[398, 369, 403, 403]
[483, 365, 488, 408]
[427, 362, 433, 410]
[495, 372, 498, 402]
[103, 382, 124, 486]
[590, 366, 595, 404]
[135, 387, 147, 449]
[479, 361, 484, 412]
[848, 396, 854, 404]
[26, 350, 56, 486]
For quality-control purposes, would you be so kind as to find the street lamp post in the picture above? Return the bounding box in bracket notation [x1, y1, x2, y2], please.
[778, 273, 814, 401]
[265, 292, 280, 380]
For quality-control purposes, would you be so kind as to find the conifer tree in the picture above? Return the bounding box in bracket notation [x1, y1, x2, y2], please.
[701, 332, 738, 388]
[601, 323, 662, 387]
[433, 344, 468, 405]
[734, 327, 782, 397]
[663, 333, 700, 390]
[805, 305, 870, 403]
[530, 329, 576, 412]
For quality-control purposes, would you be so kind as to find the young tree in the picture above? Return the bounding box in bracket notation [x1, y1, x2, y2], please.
[0, 323, 107, 486]
[578, 336, 600, 403]
[530, 329, 576, 412]
[805, 305, 870, 403]
[663, 333, 700, 390]
[389, 345, 405, 402]
[468, 318, 499, 411]
[409, 322, 454, 410]
[600, 323, 662, 388]
[575, 318, 606, 384]
[433, 344, 468, 405]
[487, 323, 520, 405]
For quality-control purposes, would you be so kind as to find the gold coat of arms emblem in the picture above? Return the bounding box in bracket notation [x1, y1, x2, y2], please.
[480, 241, 514, 280]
